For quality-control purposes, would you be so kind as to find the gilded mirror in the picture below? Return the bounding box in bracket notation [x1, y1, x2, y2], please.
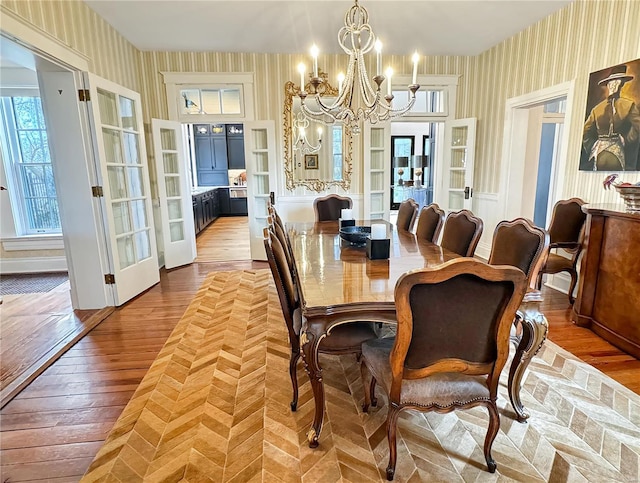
[283, 75, 352, 192]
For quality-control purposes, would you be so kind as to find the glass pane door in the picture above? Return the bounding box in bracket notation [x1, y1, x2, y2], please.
[152, 119, 196, 269]
[87, 74, 159, 305]
[244, 121, 276, 260]
[441, 118, 476, 212]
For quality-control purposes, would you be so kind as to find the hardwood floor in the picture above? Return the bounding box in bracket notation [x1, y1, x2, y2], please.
[0, 281, 111, 408]
[541, 287, 640, 393]
[1, 218, 638, 481]
[196, 216, 251, 261]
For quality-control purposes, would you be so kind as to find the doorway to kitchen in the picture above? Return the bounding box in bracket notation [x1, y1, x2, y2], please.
[185, 122, 250, 262]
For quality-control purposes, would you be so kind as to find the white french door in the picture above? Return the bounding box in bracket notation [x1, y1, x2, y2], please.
[244, 120, 277, 260]
[363, 121, 391, 220]
[439, 118, 476, 211]
[151, 119, 196, 269]
[85, 74, 159, 305]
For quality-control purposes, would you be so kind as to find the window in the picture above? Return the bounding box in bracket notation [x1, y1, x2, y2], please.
[163, 73, 255, 123]
[393, 89, 446, 115]
[332, 126, 343, 180]
[180, 86, 243, 116]
[0, 96, 60, 234]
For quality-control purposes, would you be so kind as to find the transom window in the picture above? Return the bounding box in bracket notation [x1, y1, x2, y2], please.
[0, 95, 60, 234]
[163, 73, 255, 123]
[393, 89, 446, 115]
[180, 86, 243, 116]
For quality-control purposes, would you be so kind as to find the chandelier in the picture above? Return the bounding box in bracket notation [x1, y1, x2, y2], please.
[297, 0, 420, 133]
[292, 112, 322, 155]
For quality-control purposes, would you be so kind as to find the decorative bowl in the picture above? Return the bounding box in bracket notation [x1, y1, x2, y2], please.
[339, 225, 371, 246]
[615, 185, 640, 213]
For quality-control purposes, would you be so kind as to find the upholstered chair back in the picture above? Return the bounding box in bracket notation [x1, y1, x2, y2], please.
[398, 261, 524, 371]
[415, 203, 445, 243]
[263, 228, 299, 336]
[313, 194, 353, 221]
[488, 218, 549, 288]
[547, 198, 586, 246]
[440, 209, 483, 257]
[396, 198, 419, 232]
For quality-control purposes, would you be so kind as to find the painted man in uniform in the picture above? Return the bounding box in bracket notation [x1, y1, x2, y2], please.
[582, 65, 640, 171]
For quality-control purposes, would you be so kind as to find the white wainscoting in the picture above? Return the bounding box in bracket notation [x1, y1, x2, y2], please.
[471, 192, 500, 261]
[543, 272, 572, 298]
[0, 256, 68, 273]
[276, 194, 364, 223]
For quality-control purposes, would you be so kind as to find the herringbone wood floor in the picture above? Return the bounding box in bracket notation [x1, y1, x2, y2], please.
[1, 217, 639, 481]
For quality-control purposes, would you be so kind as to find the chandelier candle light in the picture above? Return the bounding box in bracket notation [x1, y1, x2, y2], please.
[297, 0, 420, 133]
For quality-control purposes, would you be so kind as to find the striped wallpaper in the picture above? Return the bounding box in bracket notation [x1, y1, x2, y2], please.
[466, 0, 640, 202]
[3, 0, 640, 202]
[1, 0, 140, 91]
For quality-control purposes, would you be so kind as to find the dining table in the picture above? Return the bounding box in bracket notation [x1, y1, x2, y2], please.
[287, 220, 548, 448]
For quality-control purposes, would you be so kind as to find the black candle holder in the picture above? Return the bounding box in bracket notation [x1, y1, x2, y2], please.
[366, 237, 390, 260]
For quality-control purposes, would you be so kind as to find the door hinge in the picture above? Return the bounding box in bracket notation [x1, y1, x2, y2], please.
[104, 274, 115, 284]
[92, 186, 104, 197]
[78, 89, 91, 102]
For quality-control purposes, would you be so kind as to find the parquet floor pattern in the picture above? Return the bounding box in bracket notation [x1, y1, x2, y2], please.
[82, 270, 640, 482]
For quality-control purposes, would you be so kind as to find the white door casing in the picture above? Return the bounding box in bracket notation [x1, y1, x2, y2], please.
[438, 118, 476, 212]
[151, 119, 196, 269]
[244, 120, 277, 260]
[85, 73, 159, 305]
[499, 81, 575, 221]
[363, 121, 391, 220]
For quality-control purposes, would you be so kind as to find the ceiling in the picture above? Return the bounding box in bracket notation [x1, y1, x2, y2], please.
[83, 0, 572, 57]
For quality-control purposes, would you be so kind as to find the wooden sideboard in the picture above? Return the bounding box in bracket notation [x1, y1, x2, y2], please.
[572, 204, 640, 358]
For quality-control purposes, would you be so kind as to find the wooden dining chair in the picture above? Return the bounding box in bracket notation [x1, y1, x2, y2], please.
[440, 209, 483, 257]
[415, 203, 445, 243]
[267, 204, 296, 276]
[360, 258, 527, 480]
[263, 227, 378, 412]
[487, 217, 549, 422]
[488, 218, 549, 289]
[313, 194, 353, 221]
[535, 198, 587, 303]
[396, 198, 419, 232]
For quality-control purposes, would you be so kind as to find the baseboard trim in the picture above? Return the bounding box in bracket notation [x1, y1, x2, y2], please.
[543, 272, 572, 295]
[0, 256, 67, 273]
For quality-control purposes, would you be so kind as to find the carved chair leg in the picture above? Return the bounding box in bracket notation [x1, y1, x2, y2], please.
[484, 402, 500, 473]
[289, 350, 300, 411]
[386, 405, 401, 481]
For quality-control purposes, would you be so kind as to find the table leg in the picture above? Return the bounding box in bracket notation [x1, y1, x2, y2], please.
[300, 328, 325, 448]
[508, 311, 548, 422]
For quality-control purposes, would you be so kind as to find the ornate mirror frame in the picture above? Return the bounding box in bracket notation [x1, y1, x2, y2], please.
[283, 75, 353, 192]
